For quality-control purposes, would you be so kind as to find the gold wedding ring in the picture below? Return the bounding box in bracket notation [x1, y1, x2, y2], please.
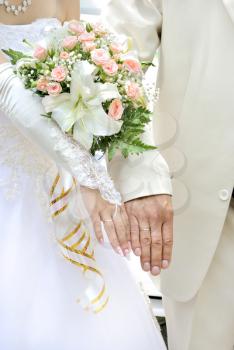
[103, 204, 120, 223]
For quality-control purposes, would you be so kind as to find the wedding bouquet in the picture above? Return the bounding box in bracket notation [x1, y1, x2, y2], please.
[4, 20, 156, 160]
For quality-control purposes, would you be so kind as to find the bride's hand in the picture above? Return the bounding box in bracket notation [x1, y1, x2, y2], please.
[80, 186, 131, 257]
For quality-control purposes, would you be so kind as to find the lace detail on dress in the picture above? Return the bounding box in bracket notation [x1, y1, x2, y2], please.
[0, 116, 54, 209]
[0, 18, 61, 53]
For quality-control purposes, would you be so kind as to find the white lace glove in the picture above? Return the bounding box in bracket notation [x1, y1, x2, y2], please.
[0, 63, 121, 205]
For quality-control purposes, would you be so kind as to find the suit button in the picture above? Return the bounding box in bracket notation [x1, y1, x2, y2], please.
[219, 189, 230, 201]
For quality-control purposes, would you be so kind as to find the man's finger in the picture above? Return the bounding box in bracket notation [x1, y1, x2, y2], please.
[120, 205, 131, 245]
[150, 221, 163, 276]
[129, 215, 141, 256]
[139, 218, 151, 272]
[162, 217, 174, 269]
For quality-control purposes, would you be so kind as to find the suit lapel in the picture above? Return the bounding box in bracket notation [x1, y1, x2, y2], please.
[222, 0, 234, 22]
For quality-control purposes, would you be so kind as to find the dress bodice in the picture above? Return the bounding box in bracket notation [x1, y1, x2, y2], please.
[0, 18, 61, 52]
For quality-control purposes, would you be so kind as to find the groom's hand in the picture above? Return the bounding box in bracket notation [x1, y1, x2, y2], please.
[125, 195, 173, 276]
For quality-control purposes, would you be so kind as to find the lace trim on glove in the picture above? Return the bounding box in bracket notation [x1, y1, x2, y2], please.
[51, 127, 121, 205]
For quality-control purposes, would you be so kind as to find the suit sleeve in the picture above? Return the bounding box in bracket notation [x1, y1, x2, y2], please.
[102, 0, 172, 202]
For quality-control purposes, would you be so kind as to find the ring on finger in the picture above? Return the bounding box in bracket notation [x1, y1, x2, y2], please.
[140, 227, 151, 231]
[102, 205, 120, 223]
[102, 219, 113, 223]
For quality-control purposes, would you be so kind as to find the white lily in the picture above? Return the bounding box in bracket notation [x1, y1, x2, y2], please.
[43, 61, 123, 149]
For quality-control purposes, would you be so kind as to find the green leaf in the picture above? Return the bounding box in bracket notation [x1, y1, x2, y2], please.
[2, 49, 30, 65]
[141, 61, 156, 68]
[91, 104, 157, 160]
[86, 23, 93, 33]
[115, 139, 156, 159]
[108, 144, 117, 161]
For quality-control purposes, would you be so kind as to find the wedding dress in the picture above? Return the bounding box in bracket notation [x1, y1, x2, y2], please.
[0, 18, 166, 350]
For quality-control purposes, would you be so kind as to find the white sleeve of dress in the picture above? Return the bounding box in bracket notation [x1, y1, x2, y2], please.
[0, 63, 121, 204]
[102, 0, 162, 61]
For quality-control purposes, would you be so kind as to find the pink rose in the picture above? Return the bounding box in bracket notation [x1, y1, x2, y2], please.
[62, 36, 78, 50]
[110, 42, 123, 54]
[78, 32, 95, 42]
[125, 82, 141, 100]
[108, 99, 124, 120]
[36, 77, 48, 92]
[51, 66, 67, 82]
[102, 60, 119, 76]
[47, 82, 62, 96]
[91, 48, 110, 66]
[123, 59, 142, 73]
[33, 46, 47, 60]
[93, 22, 107, 36]
[82, 41, 96, 52]
[68, 20, 85, 35]
[60, 51, 70, 60]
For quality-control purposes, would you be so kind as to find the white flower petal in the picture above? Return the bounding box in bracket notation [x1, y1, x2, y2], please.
[70, 70, 94, 104]
[87, 83, 121, 107]
[97, 83, 121, 102]
[42, 94, 70, 113]
[74, 60, 97, 76]
[73, 121, 94, 150]
[70, 70, 85, 103]
[84, 106, 122, 136]
[51, 101, 76, 132]
[70, 61, 97, 103]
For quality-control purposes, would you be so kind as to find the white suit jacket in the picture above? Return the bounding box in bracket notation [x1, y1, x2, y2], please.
[103, 0, 234, 301]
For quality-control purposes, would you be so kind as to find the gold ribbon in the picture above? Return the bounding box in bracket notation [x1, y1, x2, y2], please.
[49, 173, 109, 313]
